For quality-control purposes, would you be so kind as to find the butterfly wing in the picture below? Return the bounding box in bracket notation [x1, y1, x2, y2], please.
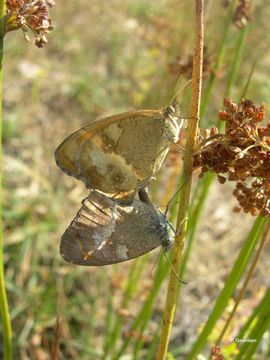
[55, 109, 179, 199]
[60, 191, 170, 266]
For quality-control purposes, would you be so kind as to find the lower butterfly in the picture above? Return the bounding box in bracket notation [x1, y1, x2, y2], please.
[55, 102, 182, 200]
[60, 190, 173, 266]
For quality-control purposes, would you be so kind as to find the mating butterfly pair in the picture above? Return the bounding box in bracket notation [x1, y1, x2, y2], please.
[55, 103, 181, 266]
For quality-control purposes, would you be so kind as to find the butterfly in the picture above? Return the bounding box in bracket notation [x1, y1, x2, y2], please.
[55, 102, 181, 200]
[60, 190, 173, 266]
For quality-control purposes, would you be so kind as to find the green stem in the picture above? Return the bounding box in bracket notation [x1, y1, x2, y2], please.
[0, 2, 13, 359]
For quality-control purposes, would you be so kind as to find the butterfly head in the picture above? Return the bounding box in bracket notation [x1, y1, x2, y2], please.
[162, 101, 182, 143]
[163, 99, 180, 118]
[157, 212, 175, 252]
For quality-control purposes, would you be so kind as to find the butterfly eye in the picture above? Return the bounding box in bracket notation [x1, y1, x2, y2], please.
[163, 238, 174, 252]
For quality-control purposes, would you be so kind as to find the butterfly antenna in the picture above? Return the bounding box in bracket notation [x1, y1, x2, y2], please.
[164, 180, 187, 216]
[166, 221, 176, 235]
[173, 142, 185, 153]
[169, 79, 192, 105]
[163, 250, 187, 285]
[170, 79, 199, 123]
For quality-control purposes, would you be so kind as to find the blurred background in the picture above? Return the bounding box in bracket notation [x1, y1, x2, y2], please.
[3, 0, 270, 359]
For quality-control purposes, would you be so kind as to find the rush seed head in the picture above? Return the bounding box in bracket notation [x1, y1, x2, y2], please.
[193, 98, 270, 217]
[233, 0, 252, 29]
[5, 0, 55, 48]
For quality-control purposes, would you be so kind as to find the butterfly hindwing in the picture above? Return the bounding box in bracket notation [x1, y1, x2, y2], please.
[60, 191, 172, 266]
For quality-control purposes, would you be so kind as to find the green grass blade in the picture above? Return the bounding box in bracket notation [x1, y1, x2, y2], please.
[107, 257, 148, 358]
[102, 287, 118, 359]
[236, 290, 270, 360]
[237, 288, 270, 340]
[236, 288, 270, 359]
[113, 257, 169, 359]
[186, 216, 266, 360]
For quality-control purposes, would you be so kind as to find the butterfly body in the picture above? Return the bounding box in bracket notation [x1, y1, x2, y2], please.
[55, 105, 180, 199]
[60, 191, 173, 266]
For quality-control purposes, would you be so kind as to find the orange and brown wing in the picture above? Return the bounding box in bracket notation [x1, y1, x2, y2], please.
[55, 110, 168, 198]
[55, 110, 159, 179]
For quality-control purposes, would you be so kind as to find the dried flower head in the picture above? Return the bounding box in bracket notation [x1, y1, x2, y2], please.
[210, 346, 224, 360]
[5, 0, 55, 48]
[193, 98, 270, 217]
[168, 47, 212, 79]
[222, 0, 232, 8]
[233, 0, 252, 28]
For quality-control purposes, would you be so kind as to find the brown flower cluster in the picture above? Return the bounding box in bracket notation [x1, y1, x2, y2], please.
[193, 98, 270, 217]
[210, 346, 224, 360]
[233, 0, 252, 28]
[5, 0, 55, 48]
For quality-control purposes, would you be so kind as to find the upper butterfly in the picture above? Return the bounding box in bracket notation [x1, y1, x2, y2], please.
[55, 102, 181, 200]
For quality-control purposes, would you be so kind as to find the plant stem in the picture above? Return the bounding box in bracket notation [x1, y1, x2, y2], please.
[0, 2, 13, 359]
[155, 1, 204, 359]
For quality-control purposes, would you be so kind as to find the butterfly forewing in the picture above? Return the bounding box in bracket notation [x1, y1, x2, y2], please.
[55, 108, 180, 199]
[60, 191, 172, 266]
